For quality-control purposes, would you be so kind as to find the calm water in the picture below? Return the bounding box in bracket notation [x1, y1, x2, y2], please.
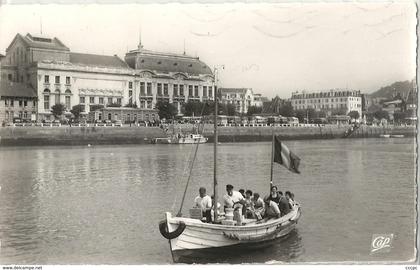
[0, 138, 416, 264]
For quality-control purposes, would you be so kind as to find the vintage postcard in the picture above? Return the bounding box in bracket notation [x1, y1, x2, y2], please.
[0, 0, 417, 268]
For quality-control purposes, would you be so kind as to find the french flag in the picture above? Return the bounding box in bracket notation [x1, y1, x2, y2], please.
[273, 136, 301, 174]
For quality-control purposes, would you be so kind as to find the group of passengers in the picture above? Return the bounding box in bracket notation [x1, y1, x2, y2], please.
[193, 184, 295, 223]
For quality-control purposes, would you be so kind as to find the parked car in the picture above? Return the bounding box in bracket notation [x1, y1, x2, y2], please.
[105, 120, 113, 126]
[114, 120, 123, 127]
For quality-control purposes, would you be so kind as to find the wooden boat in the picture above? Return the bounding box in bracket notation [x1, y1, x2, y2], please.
[390, 134, 405, 138]
[158, 68, 302, 262]
[162, 203, 301, 262]
[379, 134, 391, 138]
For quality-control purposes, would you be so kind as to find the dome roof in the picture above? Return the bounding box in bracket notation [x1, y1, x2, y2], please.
[125, 49, 213, 76]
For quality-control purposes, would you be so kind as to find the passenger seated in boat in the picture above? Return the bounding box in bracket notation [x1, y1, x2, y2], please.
[285, 191, 294, 208]
[244, 190, 254, 218]
[263, 195, 281, 219]
[239, 189, 245, 198]
[251, 192, 265, 220]
[194, 187, 212, 223]
[223, 184, 245, 212]
[278, 192, 291, 217]
[268, 186, 281, 204]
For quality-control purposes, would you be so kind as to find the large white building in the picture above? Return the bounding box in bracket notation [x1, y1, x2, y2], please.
[0, 33, 215, 121]
[290, 89, 362, 117]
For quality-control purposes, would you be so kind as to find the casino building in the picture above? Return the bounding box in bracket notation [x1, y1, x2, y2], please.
[0, 33, 215, 122]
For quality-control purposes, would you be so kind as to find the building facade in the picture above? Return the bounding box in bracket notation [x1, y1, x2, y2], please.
[219, 88, 261, 114]
[0, 81, 37, 124]
[0, 33, 215, 121]
[290, 89, 362, 118]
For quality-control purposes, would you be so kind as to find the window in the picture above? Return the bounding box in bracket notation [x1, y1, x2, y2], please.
[140, 100, 145, 108]
[5, 99, 9, 106]
[90, 97, 95, 104]
[44, 95, 50, 109]
[194, 86, 198, 97]
[117, 98, 121, 105]
[188, 85, 193, 96]
[65, 96, 71, 109]
[19, 112, 22, 119]
[147, 83, 152, 95]
[203, 86, 207, 97]
[44, 75, 49, 83]
[19, 100, 23, 107]
[129, 90, 133, 104]
[80, 96, 85, 104]
[99, 97, 104, 104]
[209, 86, 212, 97]
[140, 82, 145, 95]
[164, 84, 168, 96]
[8, 74, 12, 81]
[24, 111, 28, 119]
[128, 82, 133, 89]
[157, 83, 162, 96]
[66, 76, 70, 85]
[5, 111, 9, 120]
[55, 76, 60, 84]
[10, 100, 14, 106]
[180, 85, 184, 96]
[24, 100, 28, 107]
[173, 84, 178, 96]
[108, 97, 113, 104]
[55, 92, 60, 105]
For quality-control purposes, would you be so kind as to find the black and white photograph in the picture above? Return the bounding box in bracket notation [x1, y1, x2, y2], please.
[0, 1, 417, 268]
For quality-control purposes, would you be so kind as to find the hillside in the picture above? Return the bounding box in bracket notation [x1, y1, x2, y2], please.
[370, 80, 415, 100]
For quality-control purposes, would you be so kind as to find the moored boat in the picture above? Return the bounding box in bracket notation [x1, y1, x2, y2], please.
[151, 133, 208, 144]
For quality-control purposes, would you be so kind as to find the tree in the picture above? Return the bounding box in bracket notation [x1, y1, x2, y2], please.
[124, 102, 138, 108]
[183, 101, 205, 116]
[70, 104, 85, 120]
[373, 110, 389, 120]
[247, 105, 262, 116]
[225, 103, 236, 116]
[107, 102, 121, 108]
[155, 101, 177, 120]
[278, 102, 294, 117]
[51, 103, 66, 119]
[348, 110, 360, 119]
[393, 111, 407, 123]
[90, 104, 104, 111]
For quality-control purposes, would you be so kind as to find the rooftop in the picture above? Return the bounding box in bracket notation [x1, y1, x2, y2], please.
[8, 33, 70, 52]
[125, 48, 213, 76]
[70, 52, 129, 69]
[0, 81, 37, 98]
[219, 88, 251, 95]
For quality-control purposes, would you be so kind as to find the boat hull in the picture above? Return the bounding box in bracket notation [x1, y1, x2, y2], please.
[164, 204, 301, 262]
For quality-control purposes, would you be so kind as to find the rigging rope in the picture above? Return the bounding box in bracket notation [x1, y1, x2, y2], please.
[176, 103, 208, 217]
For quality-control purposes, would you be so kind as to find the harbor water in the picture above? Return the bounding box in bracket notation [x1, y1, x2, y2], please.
[0, 138, 416, 264]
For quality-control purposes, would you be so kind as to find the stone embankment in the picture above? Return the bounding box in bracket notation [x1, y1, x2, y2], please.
[0, 124, 415, 146]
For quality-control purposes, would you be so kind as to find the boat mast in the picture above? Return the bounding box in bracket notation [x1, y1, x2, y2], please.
[213, 67, 218, 223]
[270, 129, 274, 193]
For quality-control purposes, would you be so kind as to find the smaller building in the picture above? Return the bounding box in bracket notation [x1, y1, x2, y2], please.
[88, 107, 159, 124]
[219, 88, 254, 114]
[0, 81, 37, 124]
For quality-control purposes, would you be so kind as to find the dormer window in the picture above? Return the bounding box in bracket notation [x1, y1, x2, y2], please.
[157, 61, 162, 64]
[174, 63, 178, 66]
[140, 59, 145, 63]
[188, 64, 192, 67]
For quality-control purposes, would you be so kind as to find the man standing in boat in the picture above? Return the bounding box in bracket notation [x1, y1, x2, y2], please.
[223, 184, 245, 212]
[194, 187, 212, 223]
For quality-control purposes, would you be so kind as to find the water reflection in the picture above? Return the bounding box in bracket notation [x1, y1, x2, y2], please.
[0, 139, 416, 264]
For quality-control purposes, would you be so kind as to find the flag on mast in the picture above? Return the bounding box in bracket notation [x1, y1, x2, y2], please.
[273, 136, 301, 174]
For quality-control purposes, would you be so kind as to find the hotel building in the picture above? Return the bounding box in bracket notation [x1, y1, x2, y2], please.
[290, 89, 362, 118]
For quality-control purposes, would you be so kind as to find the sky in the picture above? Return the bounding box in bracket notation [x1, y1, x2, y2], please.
[0, 2, 417, 99]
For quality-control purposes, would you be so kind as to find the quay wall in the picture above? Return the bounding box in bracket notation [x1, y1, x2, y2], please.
[0, 125, 416, 146]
